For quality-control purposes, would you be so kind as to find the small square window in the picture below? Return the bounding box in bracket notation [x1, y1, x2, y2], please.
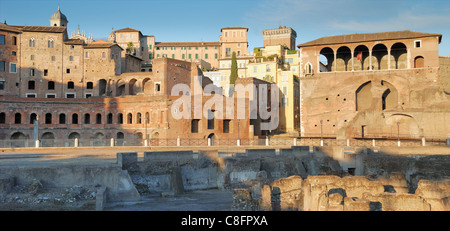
[415, 40, 422, 48]
[66, 69, 70, 74]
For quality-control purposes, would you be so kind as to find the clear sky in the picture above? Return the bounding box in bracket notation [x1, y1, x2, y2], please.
[1, 0, 450, 55]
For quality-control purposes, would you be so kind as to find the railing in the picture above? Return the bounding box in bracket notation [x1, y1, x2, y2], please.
[0, 136, 448, 149]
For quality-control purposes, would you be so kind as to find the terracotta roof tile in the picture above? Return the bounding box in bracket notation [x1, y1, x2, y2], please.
[298, 30, 442, 47]
[0, 23, 22, 33]
[22, 25, 66, 33]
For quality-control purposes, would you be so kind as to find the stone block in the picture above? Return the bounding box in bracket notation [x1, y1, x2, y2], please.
[117, 152, 138, 170]
[96, 187, 107, 211]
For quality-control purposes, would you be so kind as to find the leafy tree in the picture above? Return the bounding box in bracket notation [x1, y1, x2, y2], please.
[229, 52, 238, 85]
[127, 42, 134, 54]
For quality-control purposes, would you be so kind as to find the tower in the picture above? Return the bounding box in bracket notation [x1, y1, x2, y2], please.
[49, 6, 68, 27]
[263, 26, 297, 50]
[107, 28, 116, 43]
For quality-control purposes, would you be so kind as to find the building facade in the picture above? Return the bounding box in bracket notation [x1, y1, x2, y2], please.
[298, 30, 450, 139]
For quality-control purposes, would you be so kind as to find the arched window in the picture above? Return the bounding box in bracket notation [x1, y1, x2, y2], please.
[118, 113, 123, 124]
[391, 43, 407, 69]
[127, 113, 133, 124]
[72, 113, 79, 124]
[48, 39, 54, 48]
[84, 113, 90, 124]
[336, 46, 352, 71]
[30, 113, 37, 124]
[305, 63, 312, 75]
[0, 112, 5, 124]
[59, 113, 66, 124]
[136, 112, 142, 124]
[414, 56, 424, 68]
[107, 113, 113, 124]
[96, 113, 102, 124]
[319, 47, 334, 72]
[372, 44, 388, 70]
[45, 113, 52, 124]
[145, 112, 150, 124]
[14, 113, 21, 124]
[29, 38, 35, 47]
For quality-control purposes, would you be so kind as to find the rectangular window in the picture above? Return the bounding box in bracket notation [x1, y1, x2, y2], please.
[66, 93, 75, 98]
[68, 82, 74, 89]
[0, 61, 5, 72]
[48, 81, 55, 90]
[11, 51, 16, 56]
[205, 54, 208, 59]
[26, 93, 36, 98]
[30, 68, 35, 76]
[0, 35, 5, 44]
[172, 54, 175, 59]
[12, 36, 17, 45]
[207, 110, 214, 129]
[149, 44, 152, 49]
[66, 69, 70, 74]
[195, 54, 198, 59]
[44, 69, 48, 76]
[182, 54, 185, 59]
[195, 46, 198, 50]
[191, 119, 199, 133]
[28, 81, 35, 90]
[51, 56, 56, 61]
[30, 55, 34, 60]
[85, 93, 93, 98]
[46, 93, 56, 98]
[188, 54, 192, 59]
[415, 40, 422, 48]
[215, 53, 218, 59]
[85, 52, 89, 58]
[10, 63, 16, 73]
[69, 56, 73, 61]
[223, 120, 230, 133]
[0, 81, 4, 90]
[226, 48, 231, 56]
[205, 46, 208, 50]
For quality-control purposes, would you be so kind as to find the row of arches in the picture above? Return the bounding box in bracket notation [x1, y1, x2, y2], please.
[98, 78, 152, 97]
[318, 42, 424, 73]
[0, 111, 164, 125]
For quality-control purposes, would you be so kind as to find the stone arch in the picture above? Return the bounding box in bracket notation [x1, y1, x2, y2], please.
[41, 132, 55, 140]
[386, 114, 422, 138]
[98, 79, 107, 96]
[355, 81, 373, 111]
[336, 46, 352, 71]
[129, 78, 138, 95]
[414, 56, 424, 68]
[319, 47, 334, 72]
[353, 45, 370, 71]
[372, 44, 389, 70]
[207, 133, 215, 146]
[11, 132, 28, 139]
[116, 79, 125, 96]
[68, 132, 80, 139]
[94, 132, 105, 139]
[142, 78, 151, 93]
[116, 132, 124, 139]
[391, 42, 407, 69]
[381, 80, 398, 110]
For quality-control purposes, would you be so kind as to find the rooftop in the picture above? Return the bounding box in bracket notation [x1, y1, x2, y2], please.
[21, 25, 67, 33]
[298, 30, 442, 47]
[155, 41, 220, 47]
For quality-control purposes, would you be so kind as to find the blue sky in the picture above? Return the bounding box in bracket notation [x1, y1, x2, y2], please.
[1, 0, 450, 55]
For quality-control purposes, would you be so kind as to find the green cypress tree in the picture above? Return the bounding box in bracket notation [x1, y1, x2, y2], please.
[229, 52, 238, 85]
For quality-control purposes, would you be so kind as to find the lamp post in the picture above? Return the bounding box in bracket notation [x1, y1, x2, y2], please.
[237, 119, 240, 146]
